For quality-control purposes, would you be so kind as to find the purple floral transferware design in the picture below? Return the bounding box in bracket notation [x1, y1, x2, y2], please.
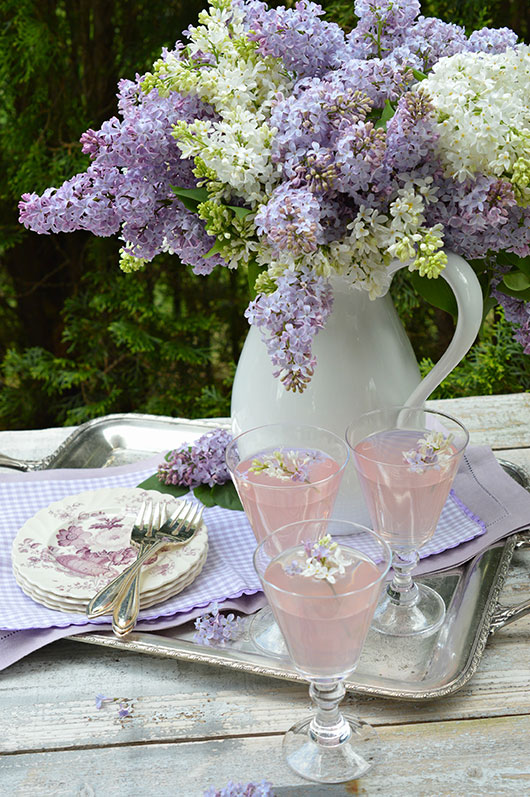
[12, 488, 209, 599]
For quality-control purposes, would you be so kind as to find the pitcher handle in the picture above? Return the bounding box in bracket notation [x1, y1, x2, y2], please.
[389, 251, 484, 407]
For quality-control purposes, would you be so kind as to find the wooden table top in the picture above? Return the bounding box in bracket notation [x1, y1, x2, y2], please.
[1, 393, 529, 796]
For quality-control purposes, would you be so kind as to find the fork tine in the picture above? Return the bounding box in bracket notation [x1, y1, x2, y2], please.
[166, 501, 190, 525]
[162, 501, 202, 534]
[147, 499, 160, 538]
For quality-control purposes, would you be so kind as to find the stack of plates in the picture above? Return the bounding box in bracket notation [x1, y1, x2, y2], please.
[11, 487, 208, 614]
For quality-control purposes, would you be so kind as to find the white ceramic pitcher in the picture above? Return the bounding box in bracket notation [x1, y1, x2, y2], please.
[230, 252, 483, 521]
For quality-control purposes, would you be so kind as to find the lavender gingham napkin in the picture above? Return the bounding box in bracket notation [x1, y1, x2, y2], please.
[1, 445, 529, 669]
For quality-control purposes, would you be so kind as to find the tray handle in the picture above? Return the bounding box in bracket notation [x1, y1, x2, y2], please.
[0, 453, 41, 471]
[489, 530, 530, 635]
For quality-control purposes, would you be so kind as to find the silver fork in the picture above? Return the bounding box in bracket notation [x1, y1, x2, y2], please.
[112, 501, 204, 637]
[86, 499, 158, 619]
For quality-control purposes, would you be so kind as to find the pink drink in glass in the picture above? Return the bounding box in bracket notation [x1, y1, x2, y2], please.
[264, 547, 383, 678]
[234, 448, 342, 543]
[353, 429, 460, 549]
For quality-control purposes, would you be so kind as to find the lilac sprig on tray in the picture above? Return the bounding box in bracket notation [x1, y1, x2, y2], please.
[403, 431, 455, 473]
[285, 535, 348, 584]
[193, 603, 244, 647]
[158, 428, 232, 488]
[203, 781, 275, 797]
[246, 448, 324, 483]
[156, 428, 243, 511]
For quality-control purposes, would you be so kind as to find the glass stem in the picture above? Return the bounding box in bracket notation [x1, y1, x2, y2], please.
[387, 548, 420, 607]
[308, 680, 352, 747]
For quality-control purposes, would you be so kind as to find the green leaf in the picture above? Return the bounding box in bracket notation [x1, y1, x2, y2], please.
[171, 186, 210, 202]
[247, 259, 267, 299]
[170, 186, 209, 212]
[498, 283, 530, 302]
[193, 483, 217, 507]
[192, 480, 243, 510]
[502, 271, 530, 292]
[204, 239, 226, 259]
[412, 68, 428, 82]
[497, 253, 530, 279]
[226, 204, 252, 220]
[410, 272, 458, 318]
[211, 481, 243, 511]
[374, 99, 396, 130]
[136, 473, 189, 498]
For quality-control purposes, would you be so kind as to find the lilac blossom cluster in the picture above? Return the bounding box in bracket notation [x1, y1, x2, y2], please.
[203, 781, 274, 797]
[245, 268, 333, 392]
[19, 68, 223, 275]
[17, 0, 530, 379]
[193, 603, 244, 646]
[158, 428, 232, 488]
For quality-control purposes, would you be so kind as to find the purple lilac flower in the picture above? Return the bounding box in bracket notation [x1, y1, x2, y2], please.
[203, 781, 275, 797]
[335, 121, 387, 197]
[95, 694, 108, 709]
[466, 27, 519, 54]
[158, 428, 232, 488]
[254, 185, 322, 255]
[389, 16, 467, 72]
[330, 59, 415, 107]
[245, 267, 333, 393]
[426, 175, 527, 261]
[384, 90, 438, 174]
[19, 72, 223, 274]
[348, 0, 421, 59]
[118, 702, 131, 718]
[284, 559, 303, 575]
[193, 604, 243, 647]
[240, 0, 347, 78]
[492, 273, 530, 354]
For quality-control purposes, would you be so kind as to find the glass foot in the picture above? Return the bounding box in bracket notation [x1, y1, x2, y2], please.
[372, 583, 445, 637]
[283, 713, 377, 783]
[249, 606, 288, 658]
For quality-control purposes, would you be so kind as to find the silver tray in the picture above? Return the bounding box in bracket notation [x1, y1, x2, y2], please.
[7, 412, 530, 700]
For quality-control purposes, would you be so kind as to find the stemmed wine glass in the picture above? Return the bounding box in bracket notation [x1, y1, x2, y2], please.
[346, 406, 469, 637]
[226, 423, 349, 656]
[253, 518, 391, 783]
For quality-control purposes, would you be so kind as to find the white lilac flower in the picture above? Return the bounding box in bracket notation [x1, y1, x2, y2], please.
[284, 535, 349, 585]
[245, 448, 324, 482]
[419, 46, 530, 189]
[403, 430, 455, 472]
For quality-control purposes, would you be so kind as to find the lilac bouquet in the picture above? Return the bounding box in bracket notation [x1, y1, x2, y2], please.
[19, 0, 530, 392]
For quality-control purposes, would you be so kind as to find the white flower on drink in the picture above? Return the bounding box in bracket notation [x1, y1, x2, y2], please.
[285, 535, 348, 584]
[246, 448, 323, 482]
[403, 430, 455, 473]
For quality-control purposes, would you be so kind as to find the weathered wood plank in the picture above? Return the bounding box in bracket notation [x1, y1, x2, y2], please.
[427, 393, 530, 449]
[0, 714, 529, 796]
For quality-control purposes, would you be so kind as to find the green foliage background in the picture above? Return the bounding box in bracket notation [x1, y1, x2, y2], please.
[0, 0, 529, 430]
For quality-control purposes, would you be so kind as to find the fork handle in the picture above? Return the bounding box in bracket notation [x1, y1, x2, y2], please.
[112, 570, 142, 636]
[112, 537, 169, 635]
[86, 540, 165, 619]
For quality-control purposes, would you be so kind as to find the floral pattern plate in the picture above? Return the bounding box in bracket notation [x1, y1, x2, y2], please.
[12, 488, 208, 601]
[12, 546, 208, 614]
